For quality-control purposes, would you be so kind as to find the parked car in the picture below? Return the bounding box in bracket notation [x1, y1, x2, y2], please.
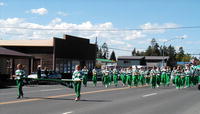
[27, 71, 62, 79]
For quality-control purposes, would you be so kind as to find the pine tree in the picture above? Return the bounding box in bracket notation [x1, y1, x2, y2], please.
[132, 48, 136, 56]
[110, 51, 116, 61]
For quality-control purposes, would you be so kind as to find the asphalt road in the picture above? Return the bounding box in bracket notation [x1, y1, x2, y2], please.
[0, 82, 200, 114]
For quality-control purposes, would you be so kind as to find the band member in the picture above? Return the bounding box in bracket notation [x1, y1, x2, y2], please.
[113, 67, 118, 87]
[156, 67, 161, 87]
[150, 66, 157, 88]
[108, 68, 113, 86]
[139, 67, 145, 86]
[175, 66, 184, 89]
[166, 66, 171, 86]
[92, 67, 97, 87]
[82, 66, 89, 87]
[72, 65, 83, 101]
[132, 66, 140, 87]
[161, 66, 167, 86]
[15, 64, 25, 99]
[145, 67, 150, 85]
[171, 67, 177, 85]
[184, 64, 192, 88]
[102, 67, 110, 88]
[126, 67, 133, 88]
[120, 68, 127, 86]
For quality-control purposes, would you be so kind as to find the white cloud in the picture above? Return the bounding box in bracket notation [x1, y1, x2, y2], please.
[27, 8, 48, 15]
[0, 17, 183, 56]
[108, 40, 125, 45]
[57, 11, 68, 16]
[0, 2, 4, 6]
[140, 22, 179, 33]
[124, 30, 145, 40]
[176, 35, 188, 39]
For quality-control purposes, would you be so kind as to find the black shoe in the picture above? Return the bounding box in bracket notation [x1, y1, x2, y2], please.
[17, 96, 20, 99]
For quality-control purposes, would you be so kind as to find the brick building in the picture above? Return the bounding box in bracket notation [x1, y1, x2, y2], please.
[0, 34, 97, 77]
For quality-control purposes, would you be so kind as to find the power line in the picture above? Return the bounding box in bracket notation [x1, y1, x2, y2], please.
[0, 26, 200, 31]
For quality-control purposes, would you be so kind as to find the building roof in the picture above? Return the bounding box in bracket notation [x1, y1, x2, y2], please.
[0, 47, 32, 57]
[96, 58, 115, 63]
[145, 56, 169, 60]
[117, 56, 169, 60]
[118, 56, 145, 60]
[0, 39, 53, 47]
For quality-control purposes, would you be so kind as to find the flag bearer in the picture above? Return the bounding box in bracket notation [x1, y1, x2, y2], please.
[72, 65, 83, 101]
[150, 66, 157, 88]
[82, 66, 89, 87]
[113, 67, 119, 87]
[92, 68, 97, 87]
[15, 64, 25, 99]
[126, 67, 133, 88]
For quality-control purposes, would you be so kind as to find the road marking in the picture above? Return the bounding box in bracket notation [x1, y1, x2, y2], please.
[0, 85, 148, 105]
[40, 88, 63, 92]
[62, 111, 73, 114]
[142, 93, 157, 97]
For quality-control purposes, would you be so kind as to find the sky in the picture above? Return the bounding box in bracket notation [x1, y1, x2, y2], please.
[0, 0, 200, 57]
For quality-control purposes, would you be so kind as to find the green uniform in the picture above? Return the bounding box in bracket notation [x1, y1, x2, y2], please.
[120, 69, 127, 86]
[156, 69, 161, 87]
[132, 69, 140, 87]
[72, 70, 83, 98]
[166, 69, 171, 86]
[191, 65, 198, 86]
[126, 69, 132, 87]
[15, 69, 25, 98]
[82, 68, 88, 87]
[175, 70, 184, 89]
[145, 70, 150, 85]
[184, 69, 192, 88]
[171, 70, 176, 84]
[113, 68, 118, 87]
[161, 69, 168, 86]
[139, 69, 145, 86]
[92, 69, 97, 87]
[102, 70, 110, 88]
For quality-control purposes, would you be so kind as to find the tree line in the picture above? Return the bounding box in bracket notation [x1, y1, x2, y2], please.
[96, 38, 196, 66]
[132, 38, 193, 66]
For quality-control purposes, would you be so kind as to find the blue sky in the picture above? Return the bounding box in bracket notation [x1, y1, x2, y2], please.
[0, 0, 200, 57]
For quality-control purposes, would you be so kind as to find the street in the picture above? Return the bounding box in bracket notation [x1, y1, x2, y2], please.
[1, 82, 200, 114]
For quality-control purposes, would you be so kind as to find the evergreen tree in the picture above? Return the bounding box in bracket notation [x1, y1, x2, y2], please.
[176, 47, 185, 61]
[132, 48, 136, 56]
[110, 51, 116, 61]
[102, 42, 109, 59]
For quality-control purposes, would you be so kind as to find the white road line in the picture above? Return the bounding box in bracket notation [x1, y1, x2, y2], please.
[39, 88, 63, 92]
[142, 93, 157, 97]
[62, 111, 73, 114]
